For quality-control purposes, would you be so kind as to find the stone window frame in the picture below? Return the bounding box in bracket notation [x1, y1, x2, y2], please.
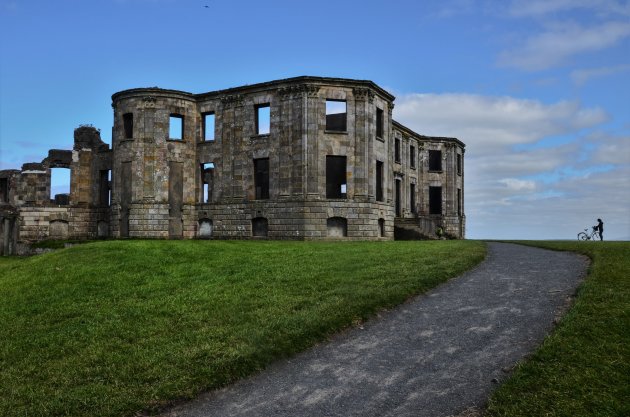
[201, 111, 216, 142]
[457, 153, 462, 176]
[410, 144, 416, 169]
[254, 103, 271, 137]
[376, 107, 384, 139]
[123, 113, 133, 139]
[325, 99, 348, 133]
[394, 138, 401, 164]
[428, 150, 442, 172]
[168, 113, 185, 141]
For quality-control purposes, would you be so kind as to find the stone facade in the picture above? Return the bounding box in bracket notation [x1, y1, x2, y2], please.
[0, 76, 465, 254]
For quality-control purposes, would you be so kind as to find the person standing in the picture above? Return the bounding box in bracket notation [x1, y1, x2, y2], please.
[595, 218, 604, 241]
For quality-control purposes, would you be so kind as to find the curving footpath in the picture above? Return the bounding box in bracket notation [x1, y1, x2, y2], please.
[161, 242, 589, 417]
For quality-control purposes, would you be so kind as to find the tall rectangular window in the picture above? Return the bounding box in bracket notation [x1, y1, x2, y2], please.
[99, 170, 111, 206]
[429, 150, 442, 171]
[326, 156, 347, 199]
[203, 112, 215, 141]
[254, 158, 269, 199]
[255, 104, 270, 135]
[123, 113, 133, 139]
[457, 153, 462, 176]
[326, 100, 347, 132]
[376, 160, 384, 202]
[169, 114, 184, 140]
[201, 162, 215, 203]
[0, 178, 8, 202]
[395, 138, 401, 163]
[376, 107, 384, 138]
[410, 183, 416, 213]
[410, 145, 416, 169]
[458, 188, 462, 216]
[429, 186, 442, 215]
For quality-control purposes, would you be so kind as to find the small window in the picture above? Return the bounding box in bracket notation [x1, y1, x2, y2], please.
[376, 107, 384, 138]
[327, 217, 347, 237]
[410, 183, 416, 214]
[99, 170, 111, 206]
[429, 150, 442, 171]
[376, 160, 384, 202]
[326, 100, 347, 132]
[458, 188, 462, 216]
[326, 156, 347, 199]
[252, 217, 269, 237]
[395, 138, 401, 163]
[256, 104, 270, 135]
[201, 162, 215, 203]
[378, 218, 385, 237]
[457, 153, 462, 176]
[169, 114, 184, 140]
[0, 178, 8, 202]
[410, 145, 416, 169]
[254, 158, 269, 199]
[203, 112, 215, 141]
[123, 113, 133, 139]
[429, 186, 442, 215]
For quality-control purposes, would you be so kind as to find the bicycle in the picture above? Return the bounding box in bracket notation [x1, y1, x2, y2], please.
[577, 227, 600, 241]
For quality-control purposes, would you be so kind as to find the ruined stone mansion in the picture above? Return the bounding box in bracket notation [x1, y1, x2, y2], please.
[0, 76, 465, 254]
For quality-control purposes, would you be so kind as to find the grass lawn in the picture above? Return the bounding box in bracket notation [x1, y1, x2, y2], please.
[0, 239, 485, 417]
[486, 241, 630, 417]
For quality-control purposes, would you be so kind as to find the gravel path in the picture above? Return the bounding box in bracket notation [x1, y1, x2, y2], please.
[161, 242, 589, 417]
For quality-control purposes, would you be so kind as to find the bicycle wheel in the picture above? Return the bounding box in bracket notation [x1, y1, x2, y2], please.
[578, 232, 588, 241]
[593, 232, 600, 241]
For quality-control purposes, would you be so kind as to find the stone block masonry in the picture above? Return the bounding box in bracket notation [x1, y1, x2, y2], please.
[0, 76, 465, 254]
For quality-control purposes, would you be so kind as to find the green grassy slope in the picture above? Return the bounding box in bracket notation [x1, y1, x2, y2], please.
[0, 240, 485, 417]
[487, 241, 630, 417]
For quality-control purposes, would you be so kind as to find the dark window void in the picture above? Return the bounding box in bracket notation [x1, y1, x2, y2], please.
[378, 218, 385, 237]
[99, 170, 111, 206]
[252, 217, 269, 237]
[429, 150, 442, 171]
[326, 100, 347, 132]
[457, 153, 462, 175]
[254, 158, 269, 199]
[256, 104, 270, 135]
[395, 138, 401, 163]
[376, 160, 384, 202]
[327, 217, 347, 237]
[376, 107, 384, 138]
[429, 186, 442, 215]
[201, 162, 215, 203]
[395, 179, 402, 217]
[326, 155, 347, 199]
[50, 168, 70, 205]
[410, 145, 416, 169]
[410, 183, 416, 213]
[458, 188, 462, 216]
[203, 112, 215, 141]
[0, 178, 8, 202]
[123, 113, 133, 139]
[169, 114, 184, 140]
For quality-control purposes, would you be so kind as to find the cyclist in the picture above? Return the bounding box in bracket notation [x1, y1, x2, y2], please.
[593, 218, 604, 241]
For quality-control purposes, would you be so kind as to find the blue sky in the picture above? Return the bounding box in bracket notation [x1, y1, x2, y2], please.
[1, 0, 629, 240]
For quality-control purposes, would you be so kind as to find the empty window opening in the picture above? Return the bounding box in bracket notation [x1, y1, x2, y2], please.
[327, 217, 347, 237]
[376, 107, 384, 138]
[50, 168, 70, 204]
[457, 153, 462, 176]
[203, 112, 215, 141]
[429, 150, 442, 171]
[395, 179, 402, 217]
[252, 217, 269, 237]
[0, 178, 8, 202]
[326, 155, 347, 199]
[376, 160, 384, 202]
[201, 163, 215, 203]
[395, 138, 401, 163]
[429, 186, 442, 215]
[256, 104, 270, 135]
[378, 218, 385, 237]
[199, 218, 213, 238]
[410, 183, 416, 214]
[123, 113, 133, 139]
[254, 158, 269, 199]
[326, 100, 347, 132]
[99, 170, 111, 206]
[169, 114, 184, 140]
[458, 188, 462, 216]
[410, 145, 416, 169]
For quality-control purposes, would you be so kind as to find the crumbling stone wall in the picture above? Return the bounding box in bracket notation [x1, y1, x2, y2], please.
[1, 76, 465, 253]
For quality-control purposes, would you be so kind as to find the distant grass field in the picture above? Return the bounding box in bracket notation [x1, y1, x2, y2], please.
[0, 240, 485, 417]
[486, 241, 630, 417]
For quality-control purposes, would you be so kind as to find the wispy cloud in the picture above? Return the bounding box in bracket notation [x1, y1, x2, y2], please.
[570, 64, 630, 85]
[509, 0, 630, 18]
[498, 20, 630, 71]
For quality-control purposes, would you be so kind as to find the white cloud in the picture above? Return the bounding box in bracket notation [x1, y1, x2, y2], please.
[393, 92, 630, 240]
[509, 0, 630, 17]
[570, 64, 630, 85]
[498, 20, 630, 71]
